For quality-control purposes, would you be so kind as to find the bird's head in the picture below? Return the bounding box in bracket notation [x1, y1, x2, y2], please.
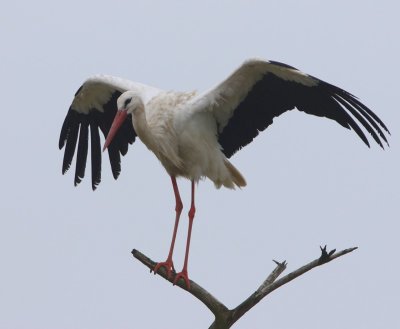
[103, 90, 143, 151]
[117, 90, 144, 114]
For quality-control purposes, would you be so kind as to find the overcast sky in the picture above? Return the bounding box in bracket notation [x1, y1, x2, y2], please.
[1, 1, 399, 328]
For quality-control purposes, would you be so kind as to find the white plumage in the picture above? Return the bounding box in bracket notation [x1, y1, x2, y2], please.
[115, 89, 245, 189]
[59, 58, 389, 288]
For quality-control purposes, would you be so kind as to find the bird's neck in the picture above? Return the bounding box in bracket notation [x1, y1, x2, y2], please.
[131, 106, 156, 150]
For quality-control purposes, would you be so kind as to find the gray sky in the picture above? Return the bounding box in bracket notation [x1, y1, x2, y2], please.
[1, 1, 399, 328]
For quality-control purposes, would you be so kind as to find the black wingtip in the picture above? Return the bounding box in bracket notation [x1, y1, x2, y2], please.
[385, 140, 390, 148]
[59, 128, 67, 151]
[90, 120, 102, 191]
[58, 139, 65, 150]
[325, 88, 389, 150]
[62, 163, 70, 175]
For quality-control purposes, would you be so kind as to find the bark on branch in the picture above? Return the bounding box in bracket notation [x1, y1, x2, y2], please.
[132, 246, 357, 329]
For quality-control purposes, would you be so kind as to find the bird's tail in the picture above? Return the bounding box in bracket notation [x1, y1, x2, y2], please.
[224, 159, 247, 188]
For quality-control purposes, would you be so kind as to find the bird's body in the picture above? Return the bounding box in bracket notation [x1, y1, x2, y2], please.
[128, 89, 245, 188]
[59, 59, 389, 288]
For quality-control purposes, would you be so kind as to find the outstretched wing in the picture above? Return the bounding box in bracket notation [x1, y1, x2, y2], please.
[193, 59, 390, 158]
[59, 75, 162, 190]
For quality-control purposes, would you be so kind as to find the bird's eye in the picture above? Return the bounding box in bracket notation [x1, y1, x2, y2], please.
[124, 97, 132, 107]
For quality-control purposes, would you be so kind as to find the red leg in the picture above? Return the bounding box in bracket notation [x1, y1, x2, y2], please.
[174, 180, 196, 289]
[153, 176, 183, 278]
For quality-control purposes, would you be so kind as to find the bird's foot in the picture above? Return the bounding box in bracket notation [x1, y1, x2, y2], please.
[173, 269, 191, 289]
[152, 259, 175, 279]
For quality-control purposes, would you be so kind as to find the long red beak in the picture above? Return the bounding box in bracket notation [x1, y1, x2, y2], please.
[103, 110, 128, 151]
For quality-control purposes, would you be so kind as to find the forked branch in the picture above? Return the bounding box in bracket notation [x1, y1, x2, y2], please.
[132, 246, 357, 329]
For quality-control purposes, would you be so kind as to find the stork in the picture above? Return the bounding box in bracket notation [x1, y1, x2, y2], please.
[59, 59, 389, 288]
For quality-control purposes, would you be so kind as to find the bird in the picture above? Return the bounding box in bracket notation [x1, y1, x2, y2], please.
[59, 58, 389, 289]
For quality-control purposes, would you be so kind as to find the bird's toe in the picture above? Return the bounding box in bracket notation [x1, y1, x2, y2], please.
[173, 270, 191, 290]
[153, 259, 175, 278]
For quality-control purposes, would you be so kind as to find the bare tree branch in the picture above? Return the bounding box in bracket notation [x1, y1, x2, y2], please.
[132, 246, 358, 329]
[131, 249, 229, 317]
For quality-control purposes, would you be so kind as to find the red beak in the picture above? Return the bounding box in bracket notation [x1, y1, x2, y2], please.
[103, 110, 128, 151]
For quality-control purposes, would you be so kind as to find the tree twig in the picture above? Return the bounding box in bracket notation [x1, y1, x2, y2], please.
[228, 246, 357, 327]
[132, 246, 357, 329]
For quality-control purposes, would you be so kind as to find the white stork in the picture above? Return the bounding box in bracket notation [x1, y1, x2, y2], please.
[59, 59, 389, 288]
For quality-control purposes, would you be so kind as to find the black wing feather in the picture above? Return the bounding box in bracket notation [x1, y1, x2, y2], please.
[332, 95, 382, 147]
[61, 111, 80, 174]
[74, 117, 89, 185]
[219, 69, 389, 158]
[89, 118, 102, 190]
[347, 95, 390, 132]
[59, 89, 137, 190]
[338, 93, 389, 144]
